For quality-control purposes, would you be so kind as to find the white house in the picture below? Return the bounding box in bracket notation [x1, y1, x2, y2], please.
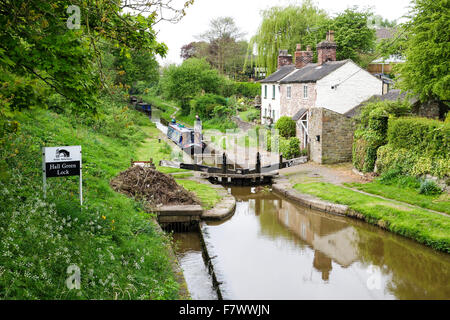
[259, 31, 383, 164]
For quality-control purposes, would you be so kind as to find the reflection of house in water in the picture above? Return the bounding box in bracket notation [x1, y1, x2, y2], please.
[277, 201, 359, 280]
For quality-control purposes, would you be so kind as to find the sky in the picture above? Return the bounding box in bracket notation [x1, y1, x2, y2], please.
[154, 0, 412, 65]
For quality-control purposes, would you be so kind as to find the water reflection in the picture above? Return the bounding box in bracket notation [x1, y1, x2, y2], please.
[203, 187, 450, 300]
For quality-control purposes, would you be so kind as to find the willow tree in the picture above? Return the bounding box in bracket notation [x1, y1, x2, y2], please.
[247, 0, 329, 74]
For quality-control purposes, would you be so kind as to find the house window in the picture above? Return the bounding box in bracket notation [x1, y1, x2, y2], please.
[264, 85, 267, 99]
[287, 86, 292, 99]
[272, 85, 276, 99]
[303, 85, 308, 99]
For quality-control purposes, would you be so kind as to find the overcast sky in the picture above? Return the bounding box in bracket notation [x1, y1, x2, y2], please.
[155, 0, 412, 65]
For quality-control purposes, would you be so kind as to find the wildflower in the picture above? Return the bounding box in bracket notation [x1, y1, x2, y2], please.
[102, 215, 106, 220]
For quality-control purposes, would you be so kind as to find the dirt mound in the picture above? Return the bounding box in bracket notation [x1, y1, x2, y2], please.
[110, 166, 199, 208]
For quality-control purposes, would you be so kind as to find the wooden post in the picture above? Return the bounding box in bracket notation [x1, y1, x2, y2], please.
[256, 152, 261, 174]
[279, 154, 283, 169]
[222, 153, 227, 174]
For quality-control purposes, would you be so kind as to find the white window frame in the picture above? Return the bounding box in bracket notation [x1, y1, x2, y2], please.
[272, 85, 276, 100]
[287, 86, 292, 99]
[303, 85, 308, 100]
[264, 85, 267, 99]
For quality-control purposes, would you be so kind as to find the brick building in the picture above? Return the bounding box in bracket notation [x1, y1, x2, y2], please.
[259, 31, 383, 164]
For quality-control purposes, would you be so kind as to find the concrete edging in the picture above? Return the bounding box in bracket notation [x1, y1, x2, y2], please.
[200, 181, 237, 221]
[272, 178, 349, 217]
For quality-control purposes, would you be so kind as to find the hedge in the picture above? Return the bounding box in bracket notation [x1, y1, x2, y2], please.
[352, 100, 412, 173]
[376, 145, 450, 178]
[190, 94, 227, 119]
[387, 117, 450, 158]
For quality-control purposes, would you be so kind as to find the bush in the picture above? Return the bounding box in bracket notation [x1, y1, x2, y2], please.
[275, 116, 296, 138]
[190, 94, 227, 119]
[279, 137, 301, 159]
[376, 144, 450, 178]
[234, 82, 261, 98]
[387, 117, 449, 158]
[352, 100, 412, 172]
[419, 180, 443, 196]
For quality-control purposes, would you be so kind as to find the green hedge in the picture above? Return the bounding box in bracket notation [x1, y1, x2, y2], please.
[190, 94, 227, 119]
[234, 82, 261, 98]
[376, 145, 450, 178]
[352, 100, 412, 173]
[375, 117, 450, 178]
[387, 117, 450, 158]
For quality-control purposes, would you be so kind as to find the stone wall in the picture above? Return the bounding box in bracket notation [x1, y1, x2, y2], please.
[280, 83, 316, 118]
[307, 107, 356, 164]
[321, 108, 356, 164]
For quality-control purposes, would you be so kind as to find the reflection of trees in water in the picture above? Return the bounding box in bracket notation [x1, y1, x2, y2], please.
[356, 228, 450, 299]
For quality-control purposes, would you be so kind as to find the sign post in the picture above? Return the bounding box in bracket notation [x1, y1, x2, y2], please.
[42, 146, 83, 205]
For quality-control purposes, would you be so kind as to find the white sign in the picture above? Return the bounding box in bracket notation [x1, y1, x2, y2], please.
[42, 146, 83, 205]
[44, 146, 81, 163]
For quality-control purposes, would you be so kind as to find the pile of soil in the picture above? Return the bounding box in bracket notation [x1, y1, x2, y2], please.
[110, 166, 200, 208]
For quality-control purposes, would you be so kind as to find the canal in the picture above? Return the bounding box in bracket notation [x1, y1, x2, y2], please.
[174, 187, 450, 300]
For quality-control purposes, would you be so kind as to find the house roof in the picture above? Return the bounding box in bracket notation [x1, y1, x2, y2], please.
[259, 64, 296, 83]
[279, 60, 349, 84]
[292, 108, 308, 121]
[344, 90, 419, 118]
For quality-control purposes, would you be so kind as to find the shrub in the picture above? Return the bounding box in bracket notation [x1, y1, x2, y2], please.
[234, 82, 261, 98]
[352, 100, 412, 172]
[419, 180, 443, 196]
[279, 137, 301, 159]
[190, 94, 227, 119]
[387, 117, 450, 158]
[275, 116, 296, 138]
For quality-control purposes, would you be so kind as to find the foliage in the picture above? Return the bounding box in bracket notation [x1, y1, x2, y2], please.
[352, 100, 412, 172]
[0, 98, 180, 299]
[248, 1, 329, 74]
[0, 0, 189, 114]
[234, 82, 261, 98]
[397, 0, 450, 101]
[280, 137, 301, 159]
[419, 180, 443, 196]
[376, 144, 450, 179]
[190, 94, 227, 119]
[248, 2, 378, 73]
[275, 116, 297, 138]
[195, 17, 246, 76]
[294, 182, 450, 252]
[330, 7, 376, 64]
[159, 58, 222, 114]
[387, 117, 449, 159]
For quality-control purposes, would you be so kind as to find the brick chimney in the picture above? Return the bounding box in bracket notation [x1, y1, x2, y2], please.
[317, 30, 337, 65]
[295, 44, 314, 69]
[277, 49, 293, 69]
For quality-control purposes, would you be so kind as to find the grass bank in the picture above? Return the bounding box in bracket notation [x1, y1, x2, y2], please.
[347, 181, 450, 214]
[293, 182, 450, 253]
[0, 97, 181, 299]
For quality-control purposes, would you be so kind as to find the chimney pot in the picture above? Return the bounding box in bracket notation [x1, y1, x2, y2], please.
[296, 44, 302, 51]
[307, 45, 312, 51]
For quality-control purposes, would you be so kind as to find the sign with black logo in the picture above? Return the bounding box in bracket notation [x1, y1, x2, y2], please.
[42, 146, 83, 205]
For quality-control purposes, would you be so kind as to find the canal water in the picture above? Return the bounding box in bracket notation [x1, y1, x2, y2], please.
[173, 187, 450, 300]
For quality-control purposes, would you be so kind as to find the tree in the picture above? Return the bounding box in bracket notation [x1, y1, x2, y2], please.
[197, 17, 246, 75]
[0, 0, 194, 114]
[248, 1, 329, 74]
[330, 7, 376, 64]
[398, 0, 450, 102]
[159, 58, 222, 114]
